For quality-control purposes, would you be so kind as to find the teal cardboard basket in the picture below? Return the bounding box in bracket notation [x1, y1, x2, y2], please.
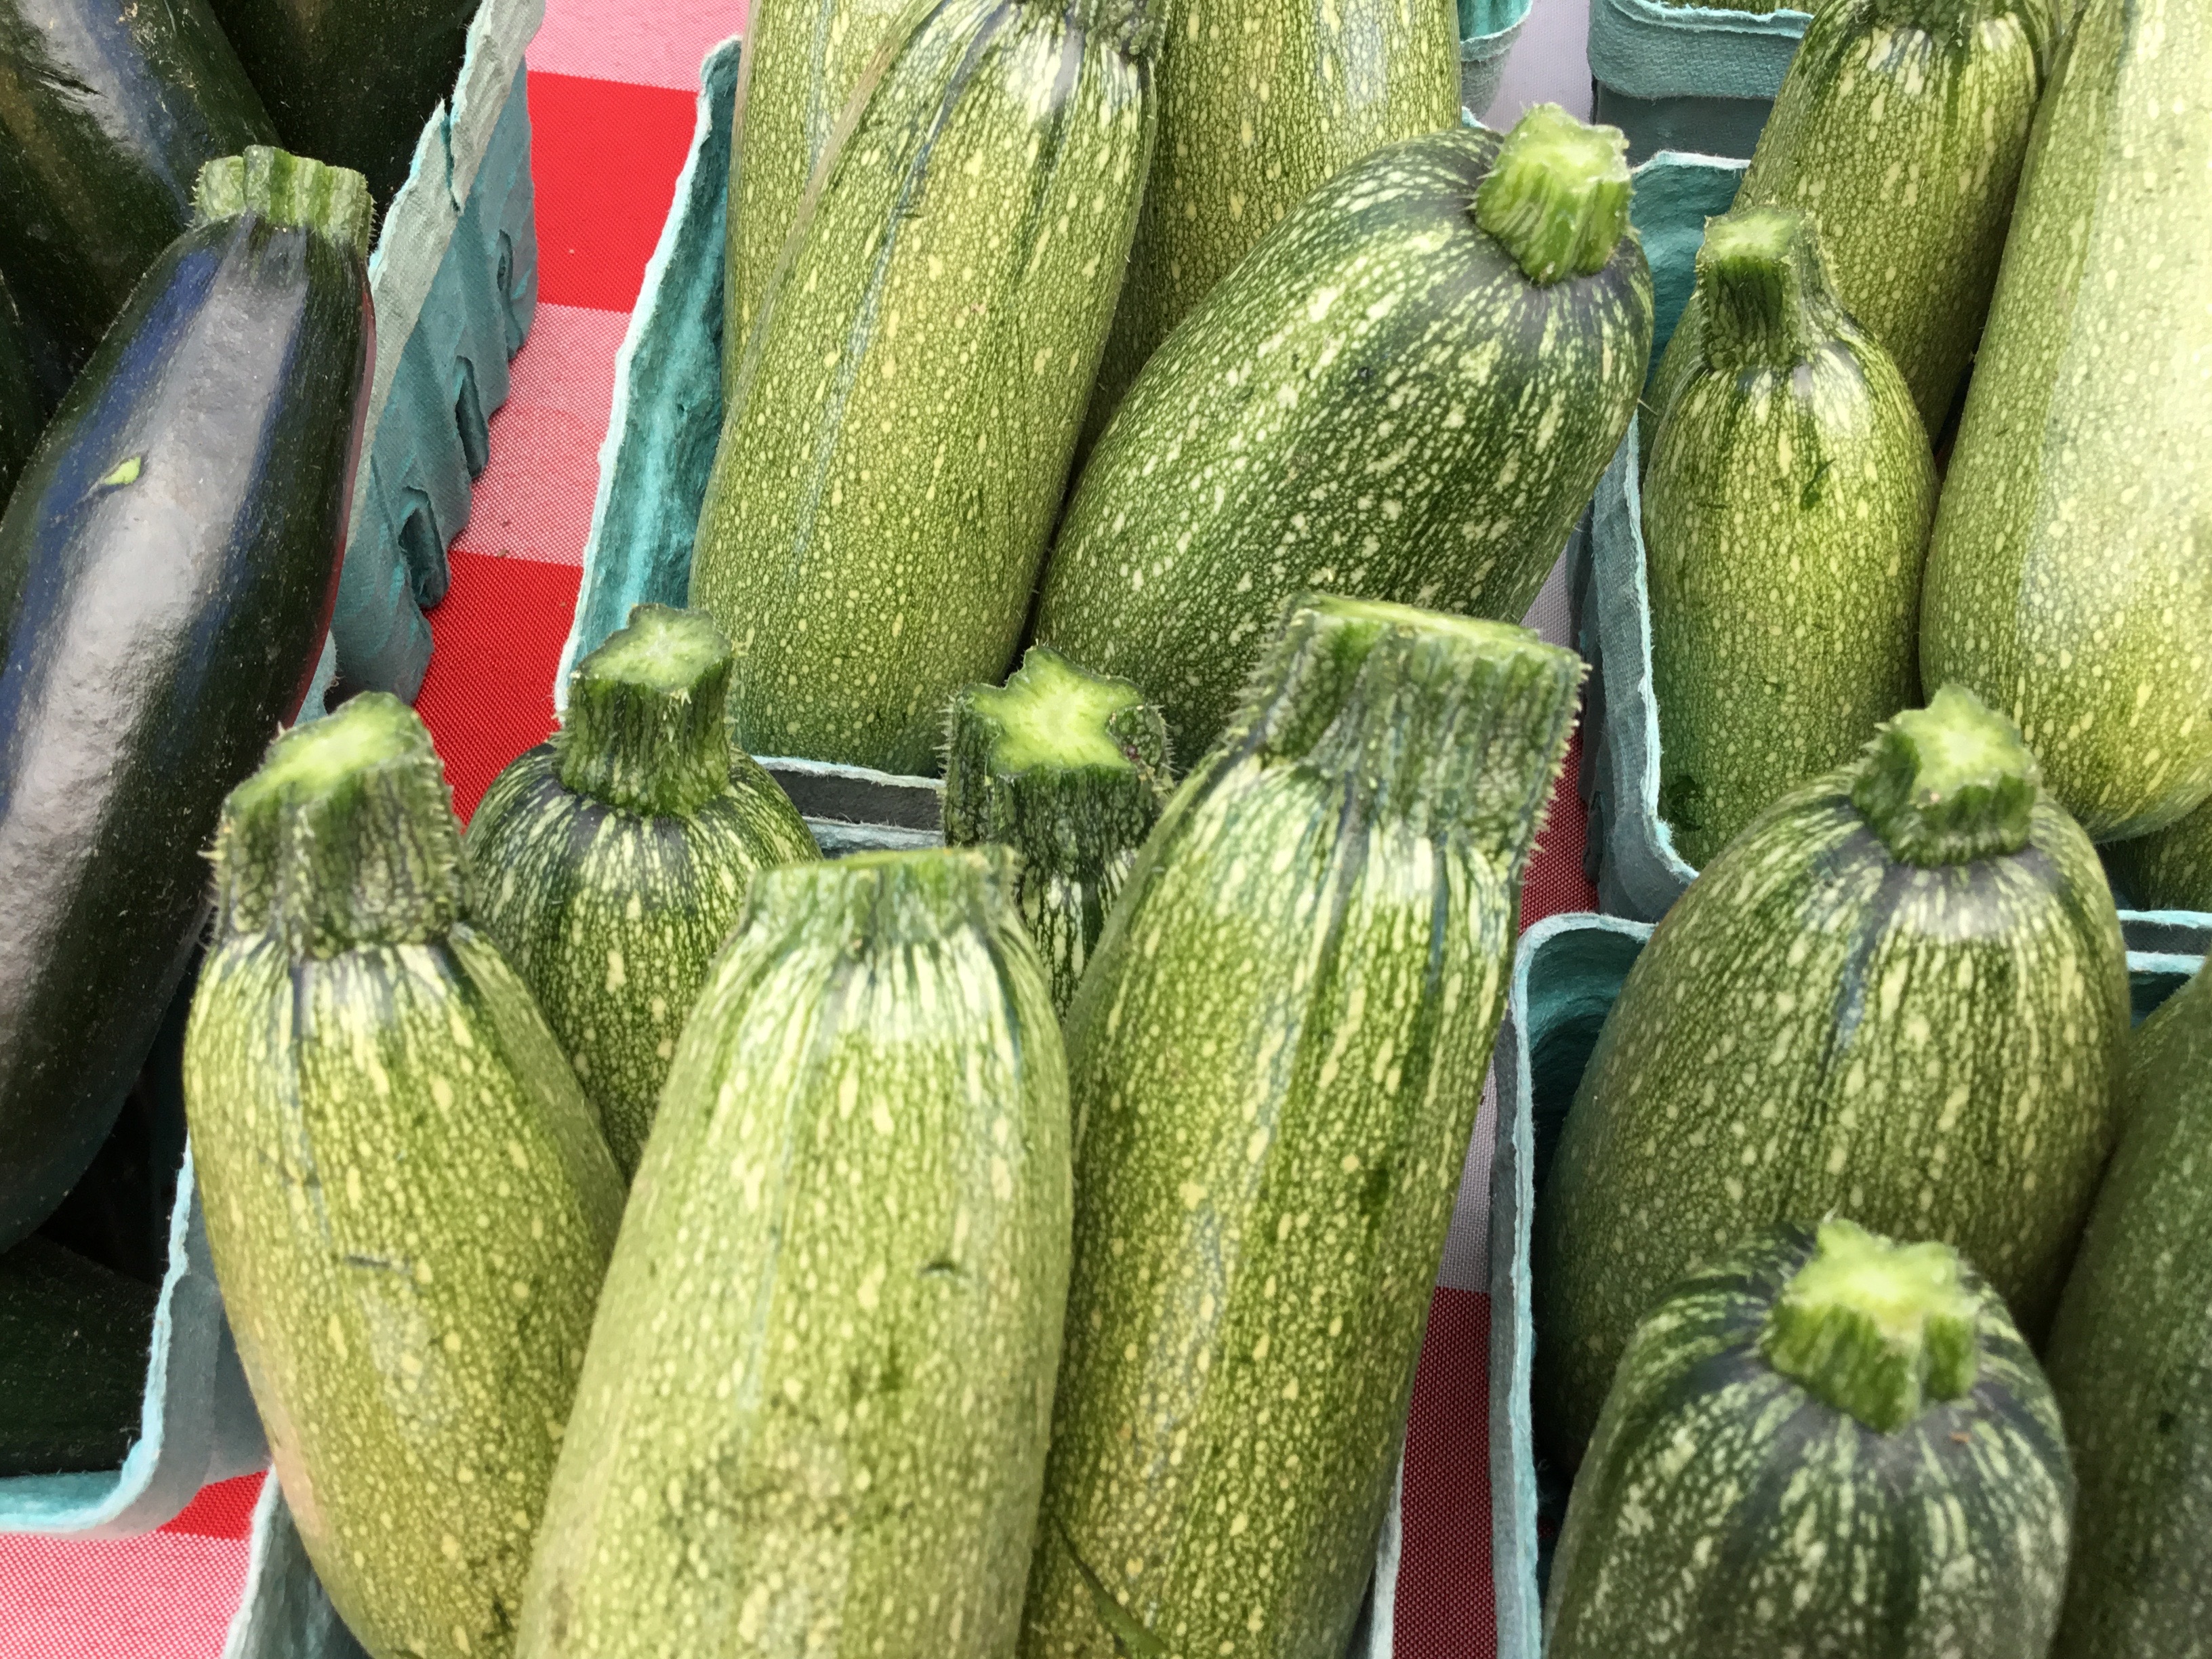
[1462, 0, 1534, 117]
[1486, 912, 2201, 1658]
[1586, 0, 1808, 163]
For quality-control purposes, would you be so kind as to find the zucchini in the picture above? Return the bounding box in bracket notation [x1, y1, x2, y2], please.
[722, 0, 917, 387]
[688, 0, 1159, 776]
[185, 692, 625, 1659]
[1023, 596, 1581, 1659]
[1547, 1221, 2072, 1658]
[0, 0, 275, 366]
[0, 149, 370, 1254]
[0, 269, 43, 508]
[1534, 687, 2129, 1462]
[516, 847, 1070, 1659]
[201, 0, 477, 208]
[465, 605, 819, 1180]
[1643, 205, 1933, 867]
[1919, 0, 2212, 840]
[942, 646, 1170, 1016]
[1034, 108, 1653, 760]
[1736, 0, 2055, 434]
[2043, 955, 2212, 1655]
[1082, 0, 1462, 436]
[0, 1236, 159, 1477]
[2105, 796, 2212, 912]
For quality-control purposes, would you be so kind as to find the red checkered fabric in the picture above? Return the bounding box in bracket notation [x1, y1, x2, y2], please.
[0, 4, 1597, 1648]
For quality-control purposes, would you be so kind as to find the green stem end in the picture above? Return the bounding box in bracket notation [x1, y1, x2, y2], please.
[557, 605, 737, 817]
[1760, 1220, 1982, 1434]
[1847, 684, 2040, 867]
[195, 148, 373, 261]
[1474, 104, 1634, 287]
[1694, 205, 1849, 373]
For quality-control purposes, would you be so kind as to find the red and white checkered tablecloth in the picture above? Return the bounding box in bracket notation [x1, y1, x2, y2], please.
[0, 3, 1597, 1647]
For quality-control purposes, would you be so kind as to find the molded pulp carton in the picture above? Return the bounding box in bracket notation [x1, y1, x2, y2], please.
[1587, 0, 1808, 163]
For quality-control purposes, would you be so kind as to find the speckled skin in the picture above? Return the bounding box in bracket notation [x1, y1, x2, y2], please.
[689, 0, 1156, 775]
[722, 0, 915, 388]
[2104, 788, 2212, 909]
[1545, 1227, 2073, 1659]
[2044, 962, 2212, 1656]
[1644, 255, 1934, 869]
[1021, 600, 1580, 1659]
[183, 706, 625, 1659]
[1532, 769, 2128, 1464]
[1035, 128, 1652, 760]
[465, 745, 818, 1178]
[1082, 0, 1460, 435]
[515, 848, 1071, 1659]
[1919, 0, 2212, 840]
[1739, 0, 2055, 434]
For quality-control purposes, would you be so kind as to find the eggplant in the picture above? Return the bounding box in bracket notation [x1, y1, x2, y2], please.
[0, 148, 372, 1252]
[0, 270, 41, 508]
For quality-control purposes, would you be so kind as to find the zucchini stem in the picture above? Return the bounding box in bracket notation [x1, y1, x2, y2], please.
[1695, 206, 1853, 373]
[1473, 104, 1633, 287]
[1760, 1221, 1982, 1433]
[1847, 684, 2040, 866]
[212, 692, 463, 956]
[556, 605, 737, 817]
[194, 147, 373, 260]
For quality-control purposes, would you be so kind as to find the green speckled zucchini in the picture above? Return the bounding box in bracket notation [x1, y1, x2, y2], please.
[1643, 206, 1933, 867]
[2104, 794, 2212, 912]
[943, 647, 1170, 1015]
[1022, 596, 1581, 1659]
[722, 0, 916, 388]
[466, 606, 818, 1179]
[1082, 0, 1461, 436]
[1738, 0, 2056, 433]
[184, 695, 625, 1659]
[1547, 1221, 2072, 1658]
[2043, 956, 2212, 1654]
[1036, 107, 1652, 758]
[1534, 687, 2128, 1463]
[516, 847, 1070, 1659]
[0, 270, 42, 507]
[1919, 0, 2212, 839]
[689, 0, 1158, 775]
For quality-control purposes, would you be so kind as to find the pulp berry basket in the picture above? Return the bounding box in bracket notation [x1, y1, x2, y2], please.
[1485, 914, 2203, 1658]
[1586, 0, 1808, 163]
[0, 0, 542, 1540]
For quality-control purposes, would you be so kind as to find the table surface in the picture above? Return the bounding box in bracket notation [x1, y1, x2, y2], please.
[0, 2, 1603, 1652]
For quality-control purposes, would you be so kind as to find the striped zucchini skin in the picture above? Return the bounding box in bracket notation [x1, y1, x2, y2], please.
[1021, 598, 1580, 1659]
[515, 848, 1071, 1659]
[1035, 125, 1652, 758]
[1738, 0, 2055, 434]
[1644, 208, 1934, 868]
[1919, 0, 2212, 840]
[688, 0, 1158, 776]
[465, 607, 819, 1179]
[1547, 1226, 2072, 1659]
[2044, 960, 2212, 1656]
[1532, 719, 2127, 1462]
[722, 0, 916, 388]
[184, 696, 625, 1659]
[1082, 0, 1460, 434]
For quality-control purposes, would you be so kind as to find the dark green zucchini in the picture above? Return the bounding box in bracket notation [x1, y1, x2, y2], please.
[0, 269, 43, 508]
[0, 0, 275, 367]
[0, 1236, 159, 1477]
[2043, 956, 2212, 1654]
[203, 0, 477, 209]
[1034, 107, 1653, 758]
[465, 605, 819, 1179]
[1534, 686, 2129, 1462]
[1547, 1221, 2072, 1658]
[942, 646, 1170, 1015]
[0, 148, 371, 1254]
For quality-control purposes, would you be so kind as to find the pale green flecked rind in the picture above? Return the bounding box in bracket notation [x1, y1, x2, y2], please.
[464, 745, 819, 1179]
[1544, 1227, 2072, 1659]
[1737, 0, 2055, 433]
[2043, 961, 2212, 1655]
[1036, 127, 1653, 759]
[2104, 791, 2212, 910]
[1919, 0, 2212, 840]
[514, 848, 1071, 1659]
[184, 928, 625, 1659]
[1644, 310, 1934, 867]
[1532, 769, 2127, 1463]
[690, 0, 1156, 774]
[1081, 0, 1460, 438]
[1021, 602, 1580, 1659]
